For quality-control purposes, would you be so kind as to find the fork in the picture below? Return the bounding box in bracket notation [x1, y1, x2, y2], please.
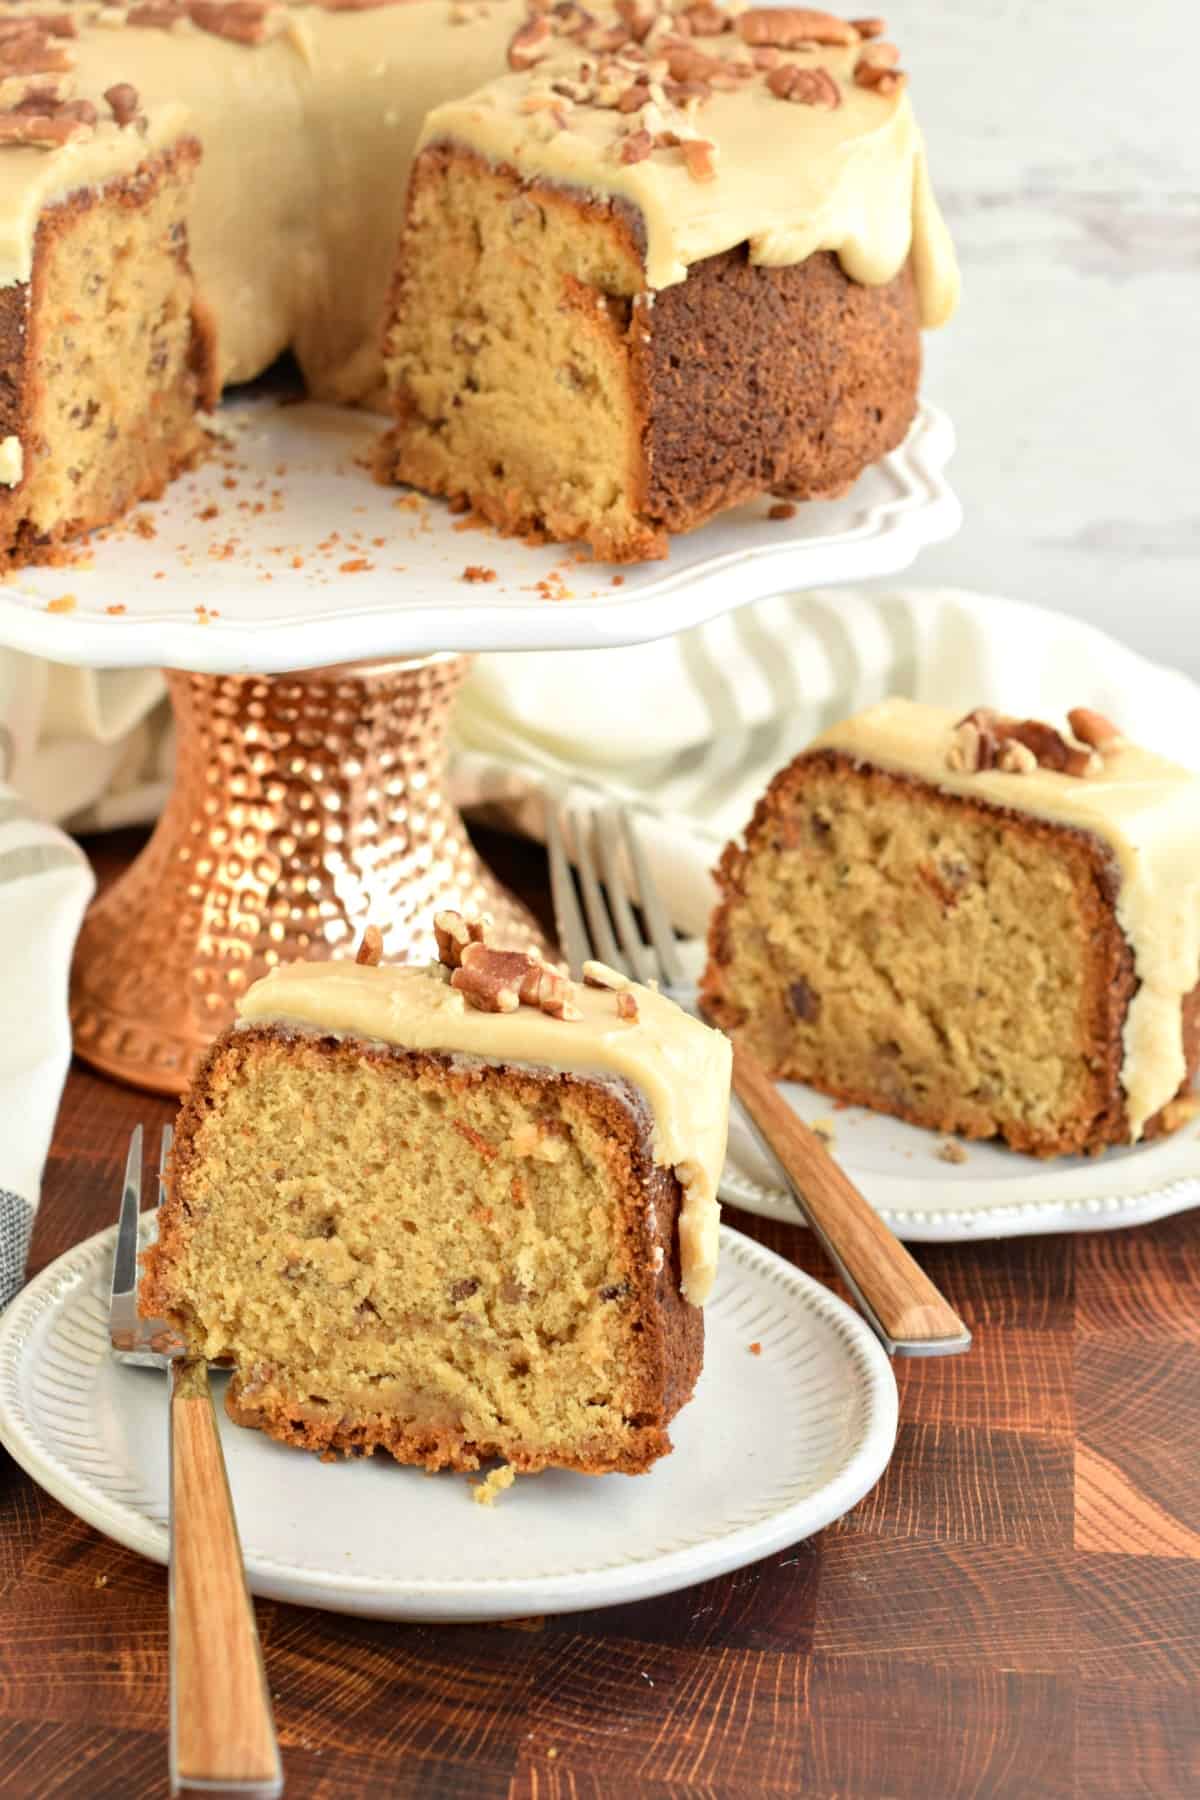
[111, 1125, 283, 1798]
[545, 796, 971, 1358]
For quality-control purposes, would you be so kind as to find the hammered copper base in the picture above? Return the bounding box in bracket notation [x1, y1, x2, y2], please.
[70, 655, 546, 1096]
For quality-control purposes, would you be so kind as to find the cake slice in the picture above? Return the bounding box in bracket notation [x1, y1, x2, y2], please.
[141, 919, 731, 1477]
[701, 700, 1200, 1157]
[378, 6, 958, 561]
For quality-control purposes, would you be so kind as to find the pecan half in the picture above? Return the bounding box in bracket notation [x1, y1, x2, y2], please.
[853, 58, 906, 94]
[850, 15, 887, 37]
[737, 7, 859, 48]
[1067, 707, 1123, 753]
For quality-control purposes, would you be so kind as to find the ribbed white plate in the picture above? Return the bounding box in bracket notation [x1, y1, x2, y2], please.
[0, 1222, 895, 1622]
[0, 399, 958, 672]
[721, 1081, 1200, 1241]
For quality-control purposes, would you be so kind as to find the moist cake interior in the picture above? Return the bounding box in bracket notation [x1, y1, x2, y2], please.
[152, 1027, 698, 1475]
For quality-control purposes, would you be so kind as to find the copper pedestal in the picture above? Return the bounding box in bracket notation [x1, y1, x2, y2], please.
[70, 654, 543, 1096]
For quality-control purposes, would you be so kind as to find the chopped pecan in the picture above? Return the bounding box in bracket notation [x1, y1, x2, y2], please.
[0, 105, 89, 144]
[853, 58, 906, 94]
[615, 0, 656, 42]
[508, 14, 551, 68]
[664, 43, 720, 80]
[616, 77, 649, 109]
[126, 3, 186, 24]
[681, 137, 717, 180]
[1067, 707, 1124, 753]
[618, 125, 654, 162]
[752, 45, 783, 67]
[583, 959, 630, 990]
[737, 7, 859, 48]
[433, 908, 490, 970]
[104, 81, 141, 127]
[1005, 719, 1074, 773]
[616, 989, 639, 1021]
[946, 719, 997, 773]
[528, 966, 583, 1020]
[354, 923, 383, 967]
[996, 739, 1037, 775]
[0, 35, 74, 75]
[766, 62, 841, 106]
[450, 944, 531, 1013]
[683, 3, 729, 35]
[187, 1, 273, 46]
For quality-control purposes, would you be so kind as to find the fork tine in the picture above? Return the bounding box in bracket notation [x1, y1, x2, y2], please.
[573, 807, 628, 975]
[545, 791, 592, 978]
[595, 808, 657, 986]
[111, 1125, 143, 1299]
[620, 810, 686, 990]
[158, 1124, 173, 1206]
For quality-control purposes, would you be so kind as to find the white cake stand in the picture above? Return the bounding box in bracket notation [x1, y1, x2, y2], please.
[0, 397, 958, 1093]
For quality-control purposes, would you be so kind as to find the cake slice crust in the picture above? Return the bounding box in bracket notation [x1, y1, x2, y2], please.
[703, 749, 1200, 1158]
[142, 1025, 703, 1475]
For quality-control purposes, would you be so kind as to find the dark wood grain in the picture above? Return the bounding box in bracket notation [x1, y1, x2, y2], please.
[3, 825, 1200, 1797]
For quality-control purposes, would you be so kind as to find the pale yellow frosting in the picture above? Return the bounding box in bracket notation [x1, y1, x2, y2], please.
[420, 36, 959, 318]
[0, 0, 956, 423]
[237, 957, 732, 1306]
[811, 699, 1200, 1138]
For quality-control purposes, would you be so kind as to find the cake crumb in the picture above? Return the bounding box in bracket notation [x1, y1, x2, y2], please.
[935, 1140, 969, 1164]
[749, 1341, 762, 1356]
[472, 1465, 516, 1507]
[46, 594, 76, 613]
[809, 1116, 837, 1147]
[105, 603, 126, 615]
[462, 564, 497, 583]
[93, 1573, 108, 1589]
[339, 558, 373, 573]
[1161, 1095, 1200, 1133]
[768, 501, 797, 521]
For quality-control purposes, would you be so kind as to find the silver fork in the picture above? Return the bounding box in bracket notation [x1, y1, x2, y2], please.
[111, 1126, 283, 1798]
[546, 796, 971, 1359]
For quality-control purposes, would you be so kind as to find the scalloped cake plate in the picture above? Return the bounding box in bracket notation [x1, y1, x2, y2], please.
[720, 1081, 1200, 1240]
[0, 399, 959, 672]
[0, 1222, 895, 1623]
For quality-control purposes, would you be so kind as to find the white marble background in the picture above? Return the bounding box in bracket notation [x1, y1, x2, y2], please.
[897, 1, 1198, 674]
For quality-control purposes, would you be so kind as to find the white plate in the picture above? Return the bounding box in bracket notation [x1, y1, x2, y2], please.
[721, 1080, 1200, 1241]
[0, 400, 959, 672]
[0, 1222, 895, 1623]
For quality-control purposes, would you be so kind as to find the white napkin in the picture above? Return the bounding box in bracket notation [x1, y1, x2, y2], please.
[3, 584, 1198, 1305]
[0, 670, 94, 1305]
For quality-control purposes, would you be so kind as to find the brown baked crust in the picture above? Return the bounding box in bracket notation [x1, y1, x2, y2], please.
[0, 138, 216, 568]
[378, 141, 922, 562]
[635, 246, 920, 534]
[702, 748, 1200, 1159]
[142, 1024, 703, 1476]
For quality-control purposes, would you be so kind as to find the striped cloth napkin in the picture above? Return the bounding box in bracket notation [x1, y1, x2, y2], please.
[0, 719, 93, 1308]
[3, 585, 1198, 1306]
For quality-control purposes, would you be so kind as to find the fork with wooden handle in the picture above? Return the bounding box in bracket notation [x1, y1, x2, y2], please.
[545, 795, 971, 1358]
[110, 1126, 284, 1797]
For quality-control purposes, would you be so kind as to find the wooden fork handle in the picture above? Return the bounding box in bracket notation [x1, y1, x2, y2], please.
[731, 1044, 970, 1354]
[170, 1359, 282, 1797]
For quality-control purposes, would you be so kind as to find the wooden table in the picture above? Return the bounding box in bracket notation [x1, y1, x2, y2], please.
[3, 827, 1199, 1799]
